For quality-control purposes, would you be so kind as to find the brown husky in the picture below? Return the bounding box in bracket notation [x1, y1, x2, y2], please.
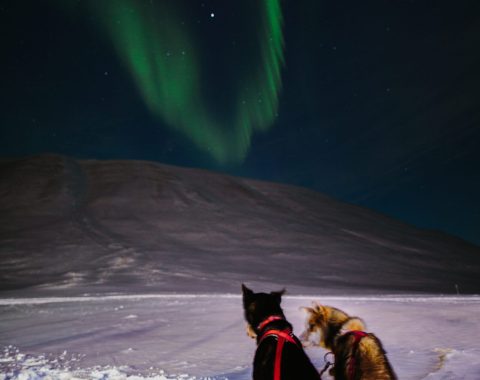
[300, 303, 397, 380]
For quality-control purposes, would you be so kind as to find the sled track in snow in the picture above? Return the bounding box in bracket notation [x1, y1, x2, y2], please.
[1, 294, 479, 305]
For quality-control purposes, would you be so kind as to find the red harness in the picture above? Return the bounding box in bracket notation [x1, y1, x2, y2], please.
[257, 315, 285, 332]
[257, 317, 301, 380]
[345, 330, 369, 380]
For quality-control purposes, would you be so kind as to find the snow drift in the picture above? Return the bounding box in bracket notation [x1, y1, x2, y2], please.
[1, 154, 479, 295]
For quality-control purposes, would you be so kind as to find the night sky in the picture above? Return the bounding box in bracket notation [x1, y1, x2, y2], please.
[1, 0, 479, 246]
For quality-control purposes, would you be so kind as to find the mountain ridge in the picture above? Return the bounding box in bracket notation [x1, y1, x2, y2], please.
[1, 154, 479, 295]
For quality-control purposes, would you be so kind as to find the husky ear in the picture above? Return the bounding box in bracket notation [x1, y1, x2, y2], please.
[300, 306, 315, 314]
[270, 288, 286, 304]
[312, 301, 323, 313]
[242, 284, 254, 300]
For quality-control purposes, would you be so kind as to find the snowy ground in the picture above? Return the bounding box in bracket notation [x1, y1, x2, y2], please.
[1, 294, 480, 379]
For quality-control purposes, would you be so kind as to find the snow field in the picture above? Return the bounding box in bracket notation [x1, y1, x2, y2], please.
[1, 294, 479, 379]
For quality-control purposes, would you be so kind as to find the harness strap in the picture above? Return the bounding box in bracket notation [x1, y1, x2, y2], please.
[257, 315, 285, 332]
[346, 331, 369, 380]
[274, 333, 285, 380]
[260, 329, 299, 346]
[259, 329, 300, 380]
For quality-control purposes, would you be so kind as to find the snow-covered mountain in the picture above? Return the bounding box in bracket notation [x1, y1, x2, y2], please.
[1, 154, 479, 295]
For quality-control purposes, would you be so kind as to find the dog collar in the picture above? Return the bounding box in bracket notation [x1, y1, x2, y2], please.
[257, 315, 285, 332]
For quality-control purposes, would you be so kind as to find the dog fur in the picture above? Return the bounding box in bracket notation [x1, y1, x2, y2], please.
[300, 303, 397, 380]
[242, 284, 320, 380]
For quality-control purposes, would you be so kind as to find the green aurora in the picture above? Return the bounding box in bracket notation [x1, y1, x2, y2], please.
[89, 0, 285, 164]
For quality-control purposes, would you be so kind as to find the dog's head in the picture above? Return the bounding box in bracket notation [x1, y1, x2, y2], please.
[300, 302, 364, 349]
[299, 302, 329, 347]
[241, 284, 286, 339]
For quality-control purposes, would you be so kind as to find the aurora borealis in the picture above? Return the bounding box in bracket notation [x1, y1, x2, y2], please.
[89, 0, 284, 164]
[1, 0, 480, 245]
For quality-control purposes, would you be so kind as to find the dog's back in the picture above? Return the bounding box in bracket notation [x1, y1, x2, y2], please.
[254, 336, 321, 380]
[333, 332, 397, 380]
